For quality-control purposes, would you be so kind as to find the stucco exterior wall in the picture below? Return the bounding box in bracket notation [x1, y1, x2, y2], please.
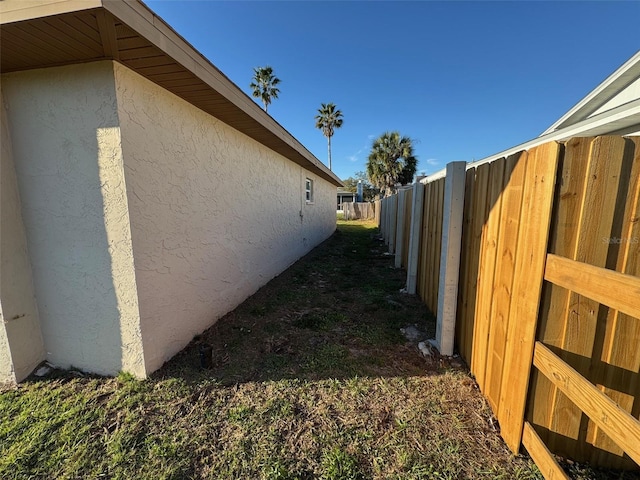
[1, 62, 146, 378]
[113, 63, 336, 372]
[0, 86, 45, 383]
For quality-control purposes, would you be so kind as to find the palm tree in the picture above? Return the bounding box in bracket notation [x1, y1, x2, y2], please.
[366, 132, 417, 197]
[315, 103, 343, 171]
[249, 66, 280, 113]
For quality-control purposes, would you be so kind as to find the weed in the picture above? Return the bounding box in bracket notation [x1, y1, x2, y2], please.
[321, 447, 364, 480]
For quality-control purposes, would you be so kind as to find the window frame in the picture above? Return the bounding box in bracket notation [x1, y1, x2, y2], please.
[305, 178, 314, 204]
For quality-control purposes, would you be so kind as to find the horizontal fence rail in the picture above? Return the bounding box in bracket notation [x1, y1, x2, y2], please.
[533, 342, 640, 466]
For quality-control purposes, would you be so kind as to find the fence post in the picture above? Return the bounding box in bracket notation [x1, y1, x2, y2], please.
[394, 189, 407, 268]
[406, 182, 425, 294]
[431, 161, 466, 356]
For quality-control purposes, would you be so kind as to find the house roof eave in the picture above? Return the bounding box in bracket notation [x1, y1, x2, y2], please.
[0, 0, 343, 187]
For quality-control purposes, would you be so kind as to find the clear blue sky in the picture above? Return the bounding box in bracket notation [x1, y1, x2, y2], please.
[145, 0, 639, 181]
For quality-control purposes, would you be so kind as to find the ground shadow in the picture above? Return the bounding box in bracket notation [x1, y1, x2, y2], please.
[153, 222, 452, 386]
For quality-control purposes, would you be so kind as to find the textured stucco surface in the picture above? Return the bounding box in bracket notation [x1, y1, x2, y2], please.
[114, 63, 336, 372]
[0, 59, 335, 379]
[0, 86, 45, 383]
[1, 62, 146, 377]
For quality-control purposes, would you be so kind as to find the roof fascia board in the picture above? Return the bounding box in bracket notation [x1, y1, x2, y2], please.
[0, 0, 102, 24]
[423, 99, 640, 184]
[541, 50, 640, 135]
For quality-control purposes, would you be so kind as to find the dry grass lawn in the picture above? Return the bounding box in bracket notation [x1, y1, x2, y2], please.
[2, 220, 631, 479]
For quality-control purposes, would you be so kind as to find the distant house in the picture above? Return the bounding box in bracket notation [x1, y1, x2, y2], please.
[337, 188, 356, 210]
[0, 0, 342, 382]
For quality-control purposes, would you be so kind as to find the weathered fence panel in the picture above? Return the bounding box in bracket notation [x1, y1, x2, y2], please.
[342, 202, 375, 220]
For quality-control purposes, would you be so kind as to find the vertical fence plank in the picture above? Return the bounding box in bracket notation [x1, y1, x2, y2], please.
[425, 182, 437, 311]
[394, 190, 407, 268]
[530, 138, 591, 450]
[402, 188, 413, 268]
[484, 152, 527, 411]
[471, 158, 506, 392]
[497, 141, 560, 453]
[588, 138, 640, 468]
[468, 163, 492, 384]
[418, 183, 432, 303]
[465, 165, 490, 367]
[456, 168, 477, 363]
[388, 194, 398, 254]
[432, 180, 443, 312]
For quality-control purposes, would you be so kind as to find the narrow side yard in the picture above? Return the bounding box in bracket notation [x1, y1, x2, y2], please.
[1, 220, 544, 479]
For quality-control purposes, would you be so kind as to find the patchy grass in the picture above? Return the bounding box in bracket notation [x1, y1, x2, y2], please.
[1, 220, 631, 479]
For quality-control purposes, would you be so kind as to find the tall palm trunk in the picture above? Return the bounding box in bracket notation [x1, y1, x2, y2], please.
[327, 136, 332, 171]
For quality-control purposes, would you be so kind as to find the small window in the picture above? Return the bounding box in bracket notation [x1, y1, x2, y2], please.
[305, 178, 314, 203]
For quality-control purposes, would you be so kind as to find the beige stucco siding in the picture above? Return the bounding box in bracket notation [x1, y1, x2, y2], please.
[0, 86, 45, 383]
[1, 62, 146, 377]
[113, 63, 336, 372]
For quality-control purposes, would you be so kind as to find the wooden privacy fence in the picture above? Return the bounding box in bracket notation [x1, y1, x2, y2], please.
[342, 202, 376, 220]
[378, 136, 640, 475]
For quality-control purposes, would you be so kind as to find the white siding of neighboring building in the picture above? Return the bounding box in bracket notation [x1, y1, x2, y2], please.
[590, 77, 640, 117]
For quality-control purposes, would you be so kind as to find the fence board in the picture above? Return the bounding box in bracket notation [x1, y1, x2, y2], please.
[472, 158, 506, 393]
[394, 191, 407, 268]
[534, 342, 640, 466]
[343, 202, 375, 220]
[426, 181, 438, 311]
[431, 178, 445, 314]
[467, 163, 491, 379]
[418, 183, 431, 302]
[388, 195, 398, 254]
[590, 137, 640, 466]
[529, 137, 591, 449]
[522, 422, 570, 480]
[497, 141, 560, 453]
[402, 188, 413, 268]
[484, 152, 527, 411]
[463, 165, 490, 365]
[544, 255, 640, 319]
[456, 167, 477, 363]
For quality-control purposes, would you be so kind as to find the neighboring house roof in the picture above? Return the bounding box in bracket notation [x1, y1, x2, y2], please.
[541, 51, 640, 137]
[424, 50, 640, 181]
[0, 0, 342, 187]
